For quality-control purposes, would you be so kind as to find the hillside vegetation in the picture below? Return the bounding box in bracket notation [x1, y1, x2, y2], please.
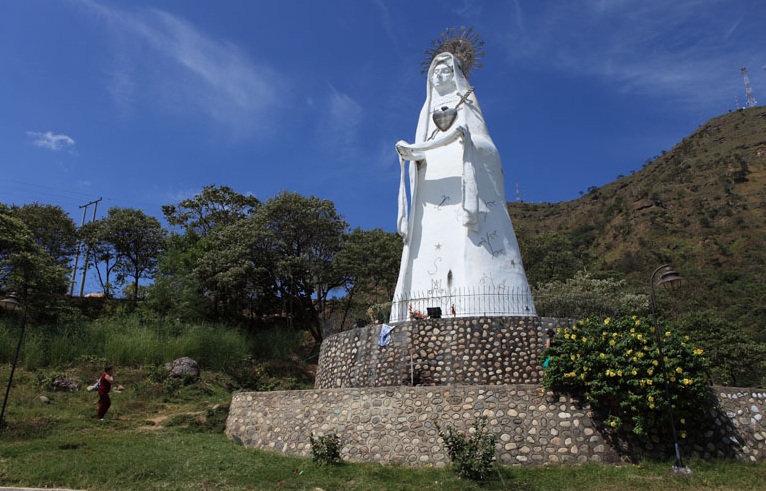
[511, 106, 766, 338]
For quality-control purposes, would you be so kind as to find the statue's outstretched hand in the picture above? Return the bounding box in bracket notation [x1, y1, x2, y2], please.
[396, 141, 424, 161]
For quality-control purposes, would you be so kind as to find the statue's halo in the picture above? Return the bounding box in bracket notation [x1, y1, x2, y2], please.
[421, 26, 485, 79]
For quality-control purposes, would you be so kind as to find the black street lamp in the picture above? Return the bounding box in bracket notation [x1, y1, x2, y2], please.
[649, 264, 691, 475]
[0, 292, 28, 430]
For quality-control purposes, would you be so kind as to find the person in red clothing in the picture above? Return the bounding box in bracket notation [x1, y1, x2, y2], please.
[95, 365, 114, 420]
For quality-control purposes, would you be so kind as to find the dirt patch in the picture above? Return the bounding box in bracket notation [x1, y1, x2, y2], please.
[137, 415, 169, 431]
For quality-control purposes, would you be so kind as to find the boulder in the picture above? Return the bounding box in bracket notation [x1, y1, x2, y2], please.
[164, 357, 200, 379]
[50, 375, 80, 392]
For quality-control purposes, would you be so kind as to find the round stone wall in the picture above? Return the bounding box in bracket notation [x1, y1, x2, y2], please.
[315, 317, 570, 389]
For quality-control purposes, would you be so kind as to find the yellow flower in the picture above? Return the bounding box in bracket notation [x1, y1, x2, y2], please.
[604, 317, 611, 325]
[632, 315, 638, 320]
[570, 354, 576, 361]
[675, 367, 683, 373]
[665, 331, 671, 337]
[617, 370, 623, 377]
[670, 376, 676, 382]
[647, 368, 654, 376]
[609, 339, 616, 346]
[680, 418, 685, 424]
[646, 380, 653, 385]
[582, 337, 587, 342]
[572, 326, 578, 331]
[630, 328, 635, 333]
[635, 320, 641, 326]
[683, 378, 693, 385]
[637, 352, 644, 358]
[652, 359, 659, 366]
[599, 353, 605, 358]
[626, 349, 633, 355]
[564, 333, 570, 339]
[610, 420, 617, 428]
[693, 348, 704, 355]
[637, 334, 643, 340]
[648, 395, 654, 402]
[649, 403, 655, 409]
[681, 431, 687, 439]
[632, 370, 637, 376]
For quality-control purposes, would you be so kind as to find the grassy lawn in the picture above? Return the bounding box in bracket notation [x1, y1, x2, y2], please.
[0, 365, 765, 490]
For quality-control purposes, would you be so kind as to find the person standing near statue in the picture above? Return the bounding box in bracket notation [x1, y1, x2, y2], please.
[95, 365, 114, 420]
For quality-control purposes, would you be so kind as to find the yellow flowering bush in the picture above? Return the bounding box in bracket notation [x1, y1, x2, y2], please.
[543, 315, 714, 435]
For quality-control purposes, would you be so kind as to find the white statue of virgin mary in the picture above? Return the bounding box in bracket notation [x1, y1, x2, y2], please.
[390, 50, 535, 323]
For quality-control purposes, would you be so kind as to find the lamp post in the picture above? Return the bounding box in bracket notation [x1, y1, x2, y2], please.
[649, 264, 691, 475]
[0, 292, 28, 430]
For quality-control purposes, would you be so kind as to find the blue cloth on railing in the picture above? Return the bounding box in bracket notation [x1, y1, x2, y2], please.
[379, 324, 395, 347]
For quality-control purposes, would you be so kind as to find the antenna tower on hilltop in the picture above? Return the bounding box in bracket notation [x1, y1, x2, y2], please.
[741, 67, 757, 108]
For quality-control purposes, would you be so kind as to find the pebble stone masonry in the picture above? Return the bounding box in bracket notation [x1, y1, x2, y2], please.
[226, 318, 766, 465]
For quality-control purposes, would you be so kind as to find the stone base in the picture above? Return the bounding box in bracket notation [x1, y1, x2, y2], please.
[225, 385, 766, 466]
[315, 317, 569, 389]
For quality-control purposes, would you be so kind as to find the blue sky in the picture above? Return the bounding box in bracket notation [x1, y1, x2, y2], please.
[2, 0, 764, 235]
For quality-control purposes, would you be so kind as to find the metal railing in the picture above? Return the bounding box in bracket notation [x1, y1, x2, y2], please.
[389, 286, 536, 323]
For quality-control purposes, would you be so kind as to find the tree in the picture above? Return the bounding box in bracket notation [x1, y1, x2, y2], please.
[107, 208, 166, 301]
[533, 271, 648, 318]
[517, 231, 587, 287]
[242, 192, 348, 341]
[81, 208, 166, 301]
[78, 218, 120, 298]
[10, 203, 77, 267]
[0, 208, 68, 307]
[673, 311, 766, 387]
[194, 220, 276, 323]
[333, 228, 402, 327]
[146, 231, 211, 320]
[161, 184, 259, 236]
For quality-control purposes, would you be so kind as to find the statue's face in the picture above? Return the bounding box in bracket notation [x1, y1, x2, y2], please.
[431, 62, 455, 89]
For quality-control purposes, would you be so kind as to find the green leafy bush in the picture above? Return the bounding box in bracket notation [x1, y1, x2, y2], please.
[309, 431, 342, 466]
[543, 315, 714, 436]
[436, 416, 497, 481]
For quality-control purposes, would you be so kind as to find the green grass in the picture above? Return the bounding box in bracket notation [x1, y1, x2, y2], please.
[1, 365, 765, 490]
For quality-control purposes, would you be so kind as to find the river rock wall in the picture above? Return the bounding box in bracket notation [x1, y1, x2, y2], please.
[225, 385, 766, 466]
[315, 317, 569, 389]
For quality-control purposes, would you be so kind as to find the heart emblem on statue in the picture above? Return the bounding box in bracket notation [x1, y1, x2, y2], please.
[432, 106, 457, 132]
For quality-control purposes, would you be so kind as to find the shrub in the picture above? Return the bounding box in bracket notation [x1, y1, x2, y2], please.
[309, 431, 342, 466]
[436, 416, 497, 481]
[543, 315, 715, 436]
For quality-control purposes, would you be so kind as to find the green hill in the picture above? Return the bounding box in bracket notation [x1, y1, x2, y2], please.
[509, 106, 766, 337]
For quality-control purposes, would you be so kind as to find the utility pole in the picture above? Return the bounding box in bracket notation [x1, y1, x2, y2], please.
[68, 198, 102, 297]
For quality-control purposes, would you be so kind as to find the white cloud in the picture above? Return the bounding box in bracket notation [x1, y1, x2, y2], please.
[317, 86, 364, 160]
[27, 131, 76, 152]
[501, 0, 753, 108]
[74, 0, 287, 138]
